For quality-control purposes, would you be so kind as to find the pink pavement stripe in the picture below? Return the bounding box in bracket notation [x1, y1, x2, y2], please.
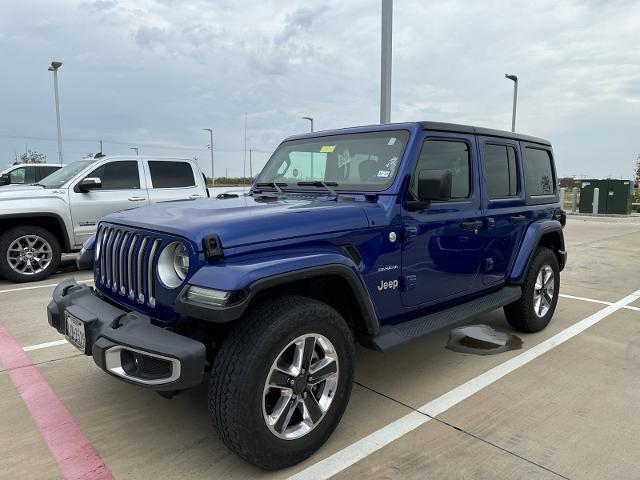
[0, 322, 114, 480]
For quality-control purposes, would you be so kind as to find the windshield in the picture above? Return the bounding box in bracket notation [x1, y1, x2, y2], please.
[39, 159, 97, 188]
[256, 130, 410, 192]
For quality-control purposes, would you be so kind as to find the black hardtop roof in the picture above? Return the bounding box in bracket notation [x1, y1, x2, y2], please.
[419, 121, 551, 146]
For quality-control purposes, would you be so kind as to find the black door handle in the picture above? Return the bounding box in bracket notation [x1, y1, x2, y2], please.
[460, 220, 483, 230]
[509, 215, 526, 224]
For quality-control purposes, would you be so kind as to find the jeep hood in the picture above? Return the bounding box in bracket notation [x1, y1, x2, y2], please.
[103, 195, 370, 249]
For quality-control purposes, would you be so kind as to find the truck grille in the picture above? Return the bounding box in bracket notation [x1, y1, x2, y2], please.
[97, 226, 162, 307]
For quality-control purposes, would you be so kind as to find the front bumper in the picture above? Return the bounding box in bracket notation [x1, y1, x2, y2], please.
[47, 278, 206, 391]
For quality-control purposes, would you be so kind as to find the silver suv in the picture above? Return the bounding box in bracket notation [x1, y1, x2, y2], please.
[0, 155, 208, 282]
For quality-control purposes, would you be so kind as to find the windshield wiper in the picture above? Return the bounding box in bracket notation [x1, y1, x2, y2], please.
[255, 182, 287, 194]
[296, 181, 338, 196]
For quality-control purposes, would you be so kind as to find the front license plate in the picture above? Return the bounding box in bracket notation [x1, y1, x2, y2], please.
[65, 311, 86, 353]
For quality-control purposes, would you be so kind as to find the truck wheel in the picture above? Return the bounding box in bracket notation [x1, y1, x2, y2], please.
[504, 247, 559, 333]
[209, 295, 355, 470]
[0, 226, 61, 283]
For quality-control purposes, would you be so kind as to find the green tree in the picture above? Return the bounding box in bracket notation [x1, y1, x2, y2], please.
[19, 149, 47, 164]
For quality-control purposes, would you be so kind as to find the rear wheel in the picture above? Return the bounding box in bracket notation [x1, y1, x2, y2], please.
[209, 295, 355, 470]
[0, 226, 61, 282]
[504, 247, 559, 333]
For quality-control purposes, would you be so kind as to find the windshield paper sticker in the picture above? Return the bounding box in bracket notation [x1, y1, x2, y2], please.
[320, 145, 335, 153]
[377, 170, 391, 178]
[338, 148, 352, 168]
[387, 137, 397, 146]
[386, 157, 398, 169]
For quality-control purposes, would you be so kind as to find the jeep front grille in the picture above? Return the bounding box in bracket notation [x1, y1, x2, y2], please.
[97, 226, 162, 307]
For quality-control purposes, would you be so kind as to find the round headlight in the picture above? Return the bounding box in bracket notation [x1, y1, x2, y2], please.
[158, 242, 189, 288]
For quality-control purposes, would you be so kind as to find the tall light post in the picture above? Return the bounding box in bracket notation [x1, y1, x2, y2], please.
[48, 61, 64, 163]
[505, 74, 518, 132]
[203, 128, 215, 186]
[301, 116, 314, 132]
[380, 0, 393, 124]
[129, 147, 139, 155]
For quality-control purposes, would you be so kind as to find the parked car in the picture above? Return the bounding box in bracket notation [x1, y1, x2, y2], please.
[47, 121, 566, 470]
[0, 163, 64, 186]
[0, 156, 209, 282]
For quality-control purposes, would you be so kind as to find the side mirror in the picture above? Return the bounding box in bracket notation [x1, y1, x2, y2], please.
[0, 174, 9, 186]
[418, 169, 452, 202]
[78, 177, 102, 192]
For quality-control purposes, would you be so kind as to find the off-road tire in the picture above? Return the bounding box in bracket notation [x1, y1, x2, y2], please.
[0, 225, 61, 283]
[209, 295, 355, 470]
[504, 247, 559, 333]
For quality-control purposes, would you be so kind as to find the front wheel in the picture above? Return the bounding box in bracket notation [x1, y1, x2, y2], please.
[0, 226, 61, 282]
[504, 247, 559, 333]
[209, 295, 355, 470]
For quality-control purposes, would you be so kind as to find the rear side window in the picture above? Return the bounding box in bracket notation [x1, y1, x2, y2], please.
[87, 161, 140, 190]
[484, 144, 518, 198]
[148, 161, 195, 188]
[413, 139, 471, 199]
[523, 147, 555, 196]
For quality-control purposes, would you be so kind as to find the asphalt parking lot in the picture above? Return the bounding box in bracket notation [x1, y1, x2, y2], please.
[1, 216, 639, 480]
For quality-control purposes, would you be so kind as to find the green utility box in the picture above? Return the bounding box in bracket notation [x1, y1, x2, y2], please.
[579, 179, 634, 214]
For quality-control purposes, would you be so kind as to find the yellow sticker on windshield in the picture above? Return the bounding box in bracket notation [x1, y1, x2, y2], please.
[320, 145, 335, 153]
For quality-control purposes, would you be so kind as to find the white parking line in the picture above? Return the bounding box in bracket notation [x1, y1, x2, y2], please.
[22, 339, 68, 351]
[560, 293, 640, 312]
[0, 278, 93, 294]
[289, 289, 640, 480]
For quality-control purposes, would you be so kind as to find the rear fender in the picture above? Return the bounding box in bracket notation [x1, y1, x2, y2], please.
[508, 219, 565, 284]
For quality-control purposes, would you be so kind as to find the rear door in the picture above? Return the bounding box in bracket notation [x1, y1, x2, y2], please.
[476, 137, 528, 286]
[400, 132, 484, 307]
[68, 159, 149, 246]
[144, 159, 205, 203]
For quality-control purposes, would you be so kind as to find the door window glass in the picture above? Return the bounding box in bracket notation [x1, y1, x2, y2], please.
[484, 144, 518, 198]
[523, 148, 554, 196]
[148, 161, 195, 188]
[85, 161, 140, 190]
[8, 167, 26, 184]
[412, 139, 470, 199]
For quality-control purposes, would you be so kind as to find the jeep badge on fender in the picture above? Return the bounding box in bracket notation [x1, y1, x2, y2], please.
[47, 121, 566, 470]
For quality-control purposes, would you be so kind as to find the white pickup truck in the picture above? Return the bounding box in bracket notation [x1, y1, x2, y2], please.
[0, 155, 209, 282]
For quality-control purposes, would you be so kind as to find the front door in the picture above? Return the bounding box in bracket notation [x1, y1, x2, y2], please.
[69, 159, 149, 247]
[401, 132, 484, 308]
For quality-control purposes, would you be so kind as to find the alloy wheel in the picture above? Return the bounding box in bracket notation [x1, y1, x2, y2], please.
[6, 234, 53, 275]
[533, 264, 555, 318]
[262, 333, 339, 440]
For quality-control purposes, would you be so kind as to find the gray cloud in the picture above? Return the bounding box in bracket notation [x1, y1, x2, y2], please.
[0, 0, 638, 179]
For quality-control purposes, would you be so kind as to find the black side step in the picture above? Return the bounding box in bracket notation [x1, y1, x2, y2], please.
[359, 286, 522, 352]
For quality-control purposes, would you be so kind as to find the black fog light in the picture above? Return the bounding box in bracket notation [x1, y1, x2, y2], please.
[121, 350, 172, 380]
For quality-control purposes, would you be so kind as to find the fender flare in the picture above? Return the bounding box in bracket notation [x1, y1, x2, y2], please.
[0, 212, 72, 251]
[176, 251, 380, 335]
[508, 219, 565, 284]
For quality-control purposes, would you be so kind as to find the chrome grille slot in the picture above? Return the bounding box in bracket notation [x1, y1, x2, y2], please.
[128, 234, 139, 299]
[118, 232, 130, 295]
[110, 231, 122, 292]
[137, 236, 150, 303]
[104, 229, 115, 288]
[147, 239, 161, 307]
[95, 225, 166, 308]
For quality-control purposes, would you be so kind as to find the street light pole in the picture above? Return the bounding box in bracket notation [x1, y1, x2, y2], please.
[203, 128, 215, 186]
[301, 116, 314, 132]
[129, 147, 139, 155]
[380, 0, 393, 124]
[48, 61, 64, 163]
[505, 74, 518, 132]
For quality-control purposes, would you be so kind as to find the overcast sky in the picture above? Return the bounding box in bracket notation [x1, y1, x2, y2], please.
[1, 0, 639, 178]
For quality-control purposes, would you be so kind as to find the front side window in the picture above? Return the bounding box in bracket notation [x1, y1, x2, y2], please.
[85, 161, 140, 190]
[8, 167, 26, 184]
[148, 161, 195, 188]
[412, 139, 471, 199]
[523, 147, 555, 196]
[256, 130, 410, 192]
[484, 144, 518, 198]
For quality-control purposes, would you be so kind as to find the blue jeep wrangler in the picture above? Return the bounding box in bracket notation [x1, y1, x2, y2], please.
[47, 121, 566, 469]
